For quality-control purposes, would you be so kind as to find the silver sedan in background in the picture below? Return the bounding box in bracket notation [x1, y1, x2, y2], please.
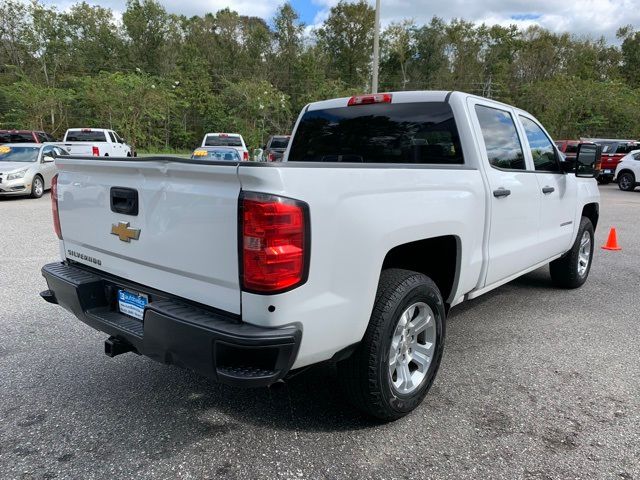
[0, 143, 67, 198]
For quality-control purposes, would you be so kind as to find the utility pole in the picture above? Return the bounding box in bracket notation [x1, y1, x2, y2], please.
[372, 0, 380, 93]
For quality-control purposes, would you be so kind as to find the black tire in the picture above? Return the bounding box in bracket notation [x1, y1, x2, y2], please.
[549, 217, 594, 289]
[30, 175, 44, 199]
[337, 268, 446, 421]
[618, 172, 636, 192]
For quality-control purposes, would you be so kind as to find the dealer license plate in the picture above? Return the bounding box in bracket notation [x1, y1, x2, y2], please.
[118, 290, 148, 320]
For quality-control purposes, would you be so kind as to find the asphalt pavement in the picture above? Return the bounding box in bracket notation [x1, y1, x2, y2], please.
[0, 185, 638, 479]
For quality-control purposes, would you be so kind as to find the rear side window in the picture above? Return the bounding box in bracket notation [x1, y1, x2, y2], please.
[475, 105, 525, 170]
[205, 135, 243, 147]
[519, 116, 559, 172]
[66, 130, 107, 142]
[288, 102, 464, 164]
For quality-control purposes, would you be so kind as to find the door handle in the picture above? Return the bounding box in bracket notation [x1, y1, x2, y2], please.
[493, 188, 511, 198]
[542, 186, 555, 194]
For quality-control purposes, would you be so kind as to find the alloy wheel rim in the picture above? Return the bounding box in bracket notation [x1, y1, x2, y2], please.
[34, 178, 43, 196]
[620, 176, 631, 189]
[388, 302, 436, 395]
[577, 230, 591, 277]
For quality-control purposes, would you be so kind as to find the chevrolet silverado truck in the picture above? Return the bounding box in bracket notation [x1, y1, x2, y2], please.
[40, 91, 601, 420]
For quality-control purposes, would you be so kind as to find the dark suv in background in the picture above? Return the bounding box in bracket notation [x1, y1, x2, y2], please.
[0, 130, 57, 144]
[263, 135, 290, 162]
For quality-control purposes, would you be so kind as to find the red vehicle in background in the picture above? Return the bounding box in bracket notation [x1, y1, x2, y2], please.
[555, 140, 580, 160]
[0, 130, 57, 144]
[585, 138, 640, 184]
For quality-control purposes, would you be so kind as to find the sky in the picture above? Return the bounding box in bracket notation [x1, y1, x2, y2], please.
[43, 0, 640, 42]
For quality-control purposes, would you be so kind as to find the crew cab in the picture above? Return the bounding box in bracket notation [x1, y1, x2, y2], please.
[40, 91, 601, 420]
[586, 139, 639, 184]
[59, 128, 133, 157]
[201, 133, 249, 161]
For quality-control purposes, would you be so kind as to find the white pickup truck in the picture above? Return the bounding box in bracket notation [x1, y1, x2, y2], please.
[41, 91, 601, 420]
[59, 128, 133, 157]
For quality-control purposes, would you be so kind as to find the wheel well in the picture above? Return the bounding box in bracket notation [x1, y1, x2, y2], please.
[381, 235, 459, 305]
[618, 169, 635, 179]
[582, 203, 599, 230]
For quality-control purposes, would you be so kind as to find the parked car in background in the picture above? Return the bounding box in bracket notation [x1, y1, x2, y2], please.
[585, 139, 639, 184]
[59, 128, 133, 157]
[0, 143, 66, 198]
[613, 149, 640, 191]
[41, 91, 601, 420]
[263, 135, 290, 162]
[0, 130, 57, 144]
[191, 147, 241, 162]
[555, 140, 580, 161]
[201, 133, 249, 161]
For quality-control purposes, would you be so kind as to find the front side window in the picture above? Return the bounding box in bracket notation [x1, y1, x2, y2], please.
[475, 105, 525, 170]
[520, 116, 559, 172]
[288, 102, 464, 164]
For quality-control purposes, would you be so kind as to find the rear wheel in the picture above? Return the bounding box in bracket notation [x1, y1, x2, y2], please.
[618, 172, 636, 191]
[31, 175, 44, 199]
[337, 269, 446, 421]
[549, 217, 594, 288]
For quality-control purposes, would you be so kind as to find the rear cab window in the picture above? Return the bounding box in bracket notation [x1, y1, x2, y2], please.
[66, 130, 107, 142]
[0, 132, 36, 143]
[269, 137, 290, 149]
[288, 102, 464, 164]
[205, 135, 243, 148]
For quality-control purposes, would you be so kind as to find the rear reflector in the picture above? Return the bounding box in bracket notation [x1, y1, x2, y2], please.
[51, 174, 62, 239]
[348, 93, 392, 106]
[240, 192, 309, 294]
[92, 146, 99, 156]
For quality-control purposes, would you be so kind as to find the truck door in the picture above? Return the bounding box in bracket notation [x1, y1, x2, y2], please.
[518, 114, 577, 258]
[469, 100, 544, 286]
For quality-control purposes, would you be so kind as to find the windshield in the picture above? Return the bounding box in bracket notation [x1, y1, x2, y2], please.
[288, 102, 464, 164]
[269, 137, 289, 149]
[0, 146, 39, 162]
[205, 135, 243, 147]
[192, 149, 240, 161]
[66, 130, 107, 142]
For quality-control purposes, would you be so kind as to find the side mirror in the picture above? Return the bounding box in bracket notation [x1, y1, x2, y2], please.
[43, 155, 55, 163]
[575, 143, 601, 178]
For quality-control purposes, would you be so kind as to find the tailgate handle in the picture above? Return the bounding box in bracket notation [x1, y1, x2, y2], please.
[110, 187, 138, 216]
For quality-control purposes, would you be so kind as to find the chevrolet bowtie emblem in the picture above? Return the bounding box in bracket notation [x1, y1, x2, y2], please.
[111, 222, 141, 242]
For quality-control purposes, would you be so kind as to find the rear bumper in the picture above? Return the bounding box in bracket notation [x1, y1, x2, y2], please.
[41, 262, 301, 387]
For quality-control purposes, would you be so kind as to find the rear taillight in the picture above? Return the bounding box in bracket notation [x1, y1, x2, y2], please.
[348, 93, 392, 106]
[51, 174, 62, 239]
[243, 151, 249, 161]
[240, 192, 309, 294]
[92, 146, 99, 156]
[268, 152, 275, 162]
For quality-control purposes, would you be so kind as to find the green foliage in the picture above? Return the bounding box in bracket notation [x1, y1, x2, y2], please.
[0, 0, 639, 149]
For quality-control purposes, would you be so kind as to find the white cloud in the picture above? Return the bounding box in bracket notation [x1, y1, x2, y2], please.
[312, 0, 640, 42]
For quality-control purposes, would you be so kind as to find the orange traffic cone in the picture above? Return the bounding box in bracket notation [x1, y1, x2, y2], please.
[601, 227, 622, 251]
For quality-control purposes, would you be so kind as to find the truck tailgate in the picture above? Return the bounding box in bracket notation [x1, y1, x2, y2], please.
[55, 157, 241, 314]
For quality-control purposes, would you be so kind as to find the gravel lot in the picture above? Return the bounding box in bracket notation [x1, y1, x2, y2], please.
[1, 185, 638, 480]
